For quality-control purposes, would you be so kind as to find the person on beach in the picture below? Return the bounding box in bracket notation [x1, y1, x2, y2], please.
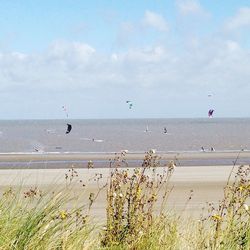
[211, 147, 215, 152]
[164, 127, 167, 134]
[201, 146, 205, 152]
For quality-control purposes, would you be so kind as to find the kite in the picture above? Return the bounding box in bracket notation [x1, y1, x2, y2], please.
[126, 101, 133, 109]
[208, 109, 214, 118]
[66, 123, 72, 134]
[62, 106, 69, 118]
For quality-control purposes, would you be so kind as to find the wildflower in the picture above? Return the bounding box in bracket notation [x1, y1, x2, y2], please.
[167, 161, 176, 172]
[82, 215, 88, 224]
[134, 169, 140, 175]
[60, 210, 68, 220]
[239, 186, 244, 191]
[89, 192, 95, 201]
[149, 149, 156, 154]
[113, 192, 117, 198]
[243, 204, 249, 211]
[119, 193, 123, 198]
[212, 214, 222, 221]
[124, 171, 128, 178]
[121, 149, 128, 154]
[87, 160, 94, 169]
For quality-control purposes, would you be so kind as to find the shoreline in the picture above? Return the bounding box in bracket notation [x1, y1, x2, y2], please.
[0, 150, 248, 161]
[0, 150, 249, 169]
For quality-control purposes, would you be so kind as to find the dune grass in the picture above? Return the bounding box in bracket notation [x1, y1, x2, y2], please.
[0, 152, 250, 249]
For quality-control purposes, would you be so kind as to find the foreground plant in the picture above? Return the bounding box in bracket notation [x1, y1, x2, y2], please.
[212, 164, 250, 249]
[101, 151, 176, 248]
[190, 163, 250, 250]
[0, 187, 95, 250]
[1, 153, 250, 249]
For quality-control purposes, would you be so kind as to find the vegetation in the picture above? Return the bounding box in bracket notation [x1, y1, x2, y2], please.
[0, 152, 250, 249]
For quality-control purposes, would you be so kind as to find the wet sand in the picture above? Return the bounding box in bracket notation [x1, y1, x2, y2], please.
[0, 150, 247, 162]
[0, 150, 249, 169]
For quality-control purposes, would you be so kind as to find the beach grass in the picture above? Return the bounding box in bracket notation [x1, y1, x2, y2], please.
[0, 152, 250, 249]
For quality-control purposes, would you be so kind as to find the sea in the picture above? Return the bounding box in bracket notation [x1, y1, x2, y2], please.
[0, 118, 250, 154]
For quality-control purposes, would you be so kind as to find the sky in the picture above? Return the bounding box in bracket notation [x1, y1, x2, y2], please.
[0, 0, 250, 119]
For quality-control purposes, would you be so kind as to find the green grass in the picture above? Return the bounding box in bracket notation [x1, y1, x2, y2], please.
[0, 187, 96, 249]
[0, 152, 250, 249]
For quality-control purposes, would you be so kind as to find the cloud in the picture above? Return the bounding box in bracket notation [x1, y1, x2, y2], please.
[0, 41, 97, 93]
[47, 40, 95, 61]
[0, 39, 250, 93]
[224, 7, 250, 31]
[142, 10, 169, 32]
[176, 0, 209, 17]
[0, 38, 249, 108]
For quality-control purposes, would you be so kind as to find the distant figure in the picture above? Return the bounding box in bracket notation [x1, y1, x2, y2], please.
[201, 146, 205, 152]
[91, 138, 104, 143]
[45, 129, 55, 134]
[163, 127, 168, 134]
[34, 148, 39, 152]
[145, 125, 150, 133]
[211, 147, 215, 152]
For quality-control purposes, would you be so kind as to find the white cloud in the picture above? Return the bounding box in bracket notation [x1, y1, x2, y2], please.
[0, 39, 249, 105]
[225, 7, 250, 31]
[0, 39, 250, 92]
[176, 0, 209, 17]
[47, 40, 95, 64]
[142, 10, 168, 32]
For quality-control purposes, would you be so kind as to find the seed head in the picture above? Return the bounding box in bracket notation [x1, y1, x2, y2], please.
[243, 204, 249, 211]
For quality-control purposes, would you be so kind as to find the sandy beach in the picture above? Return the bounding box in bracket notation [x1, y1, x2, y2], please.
[0, 151, 246, 218]
[0, 163, 237, 219]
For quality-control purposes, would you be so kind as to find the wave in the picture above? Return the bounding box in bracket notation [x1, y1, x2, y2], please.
[0, 149, 248, 155]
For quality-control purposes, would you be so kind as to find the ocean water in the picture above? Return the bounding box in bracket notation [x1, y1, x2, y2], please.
[0, 118, 250, 154]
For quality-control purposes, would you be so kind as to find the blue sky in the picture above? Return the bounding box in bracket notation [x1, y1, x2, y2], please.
[0, 0, 250, 119]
